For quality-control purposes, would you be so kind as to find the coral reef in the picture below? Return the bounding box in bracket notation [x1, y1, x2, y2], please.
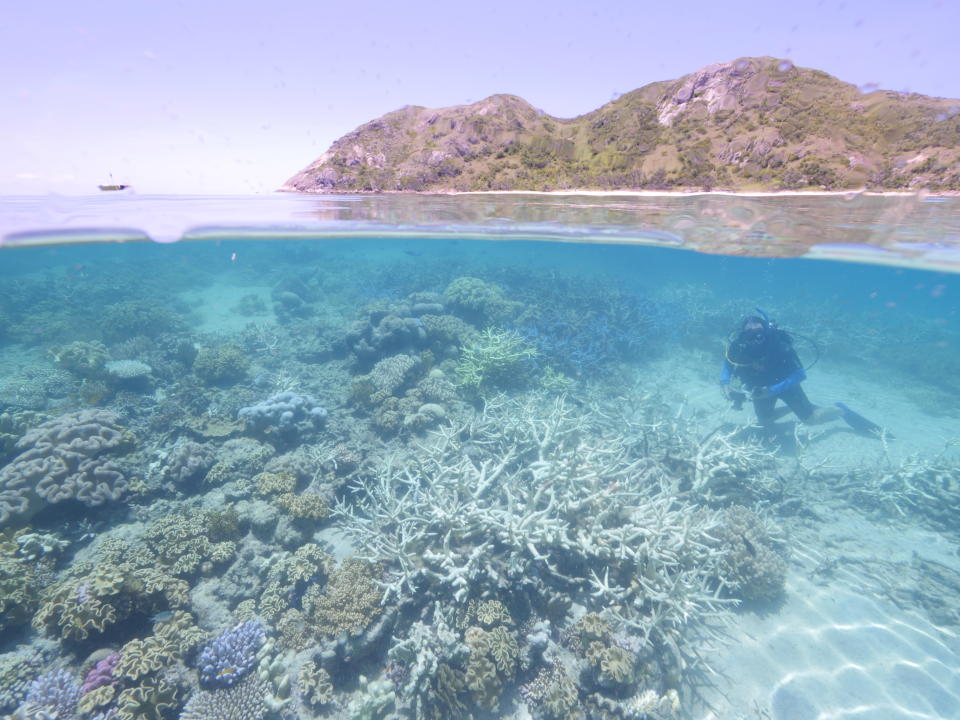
[237, 391, 327, 442]
[140, 508, 240, 578]
[444, 277, 518, 324]
[82, 651, 121, 693]
[256, 543, 335, 628]
[0, 648, 46, 714]
[714, 505, 788, 603]
[160, 439, 217, 487]
[1, 411, 45, 462]
[296, 658, 333, 708]
[0, 410, 135, 528]
[336, 396, 734, 702]
[344, 300, 429, 364]
[21, 668, 82, 719]
[33, 562, 189, 641]
[203, 439, 274, 487]
[198, 620, 266, 688]
[302, 557, 383, 640]
[104, 360, 153, 387]
[99, 301, 185, 342]
[193, 345, 249, 385]
[454, 328, 538, 391]
[274, 491, 329, 520]
[52, 341, 109, 378]
[1, 529, 50, 635]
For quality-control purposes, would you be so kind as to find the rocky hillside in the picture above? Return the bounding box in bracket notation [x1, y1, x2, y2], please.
[282, 57, 960, 193]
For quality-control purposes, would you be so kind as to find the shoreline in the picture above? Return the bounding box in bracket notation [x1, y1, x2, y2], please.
[279, 186, 959, 199]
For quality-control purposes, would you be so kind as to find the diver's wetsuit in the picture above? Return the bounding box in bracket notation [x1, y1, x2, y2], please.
[722, 327, 814, 426]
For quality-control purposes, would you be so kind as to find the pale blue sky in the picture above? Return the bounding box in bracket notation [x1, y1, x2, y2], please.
[2, 0, 957, 194]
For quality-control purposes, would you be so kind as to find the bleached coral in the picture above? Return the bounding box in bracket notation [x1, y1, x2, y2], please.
[336, 395, 736, 699]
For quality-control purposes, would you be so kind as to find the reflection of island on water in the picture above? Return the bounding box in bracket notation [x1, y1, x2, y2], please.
[2, 192, 959, 271]
[294, 192, 960, 265]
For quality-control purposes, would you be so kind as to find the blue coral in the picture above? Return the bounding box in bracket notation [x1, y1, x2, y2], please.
[198, 621, 265, 688]
[25, 668, 82, 717]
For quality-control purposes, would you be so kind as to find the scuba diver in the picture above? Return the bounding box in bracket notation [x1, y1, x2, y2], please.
[721, 309, 886, 437]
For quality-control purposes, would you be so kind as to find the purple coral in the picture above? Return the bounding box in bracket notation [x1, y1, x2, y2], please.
[198, 620, 265, 688]
[26, 669, 82, 716]
[81, 652, 120, 694]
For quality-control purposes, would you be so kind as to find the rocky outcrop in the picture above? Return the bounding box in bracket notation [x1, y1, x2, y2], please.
[282, 57, 960, 193]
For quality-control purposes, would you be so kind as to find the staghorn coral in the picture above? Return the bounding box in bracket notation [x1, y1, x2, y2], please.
[180, 674, 267, 720]
[0, 410, 135, 529]
[336, 396, 735, 689]
[454, 328, 538, 391]
[198, 620, 266, 689]
[714, 505, 788, 603]
[302, 557, 382, 640]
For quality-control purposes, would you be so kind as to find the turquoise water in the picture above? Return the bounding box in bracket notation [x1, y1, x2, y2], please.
[2, 194, 960, 720]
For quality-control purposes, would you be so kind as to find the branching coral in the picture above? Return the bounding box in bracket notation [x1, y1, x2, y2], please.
[199, 621, 266, 688]
[454, 328, 538, 391]
[831, 447, 960, 531]
[336, 395, 737, 710]
[0, 410, 135, 528]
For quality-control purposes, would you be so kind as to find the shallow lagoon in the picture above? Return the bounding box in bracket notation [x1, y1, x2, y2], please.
[1, 194, 959, 720]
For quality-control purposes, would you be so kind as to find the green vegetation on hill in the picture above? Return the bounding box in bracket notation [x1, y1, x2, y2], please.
[282, 57, 960, 193]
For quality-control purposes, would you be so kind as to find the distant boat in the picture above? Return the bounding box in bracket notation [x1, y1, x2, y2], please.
[99, 173, 130, 191]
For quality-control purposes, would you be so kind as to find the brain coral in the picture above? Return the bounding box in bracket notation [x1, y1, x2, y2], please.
[0, 410, 135, 528]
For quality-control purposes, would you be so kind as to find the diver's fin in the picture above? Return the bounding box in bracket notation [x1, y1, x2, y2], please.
[835, 402, 891, 439]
